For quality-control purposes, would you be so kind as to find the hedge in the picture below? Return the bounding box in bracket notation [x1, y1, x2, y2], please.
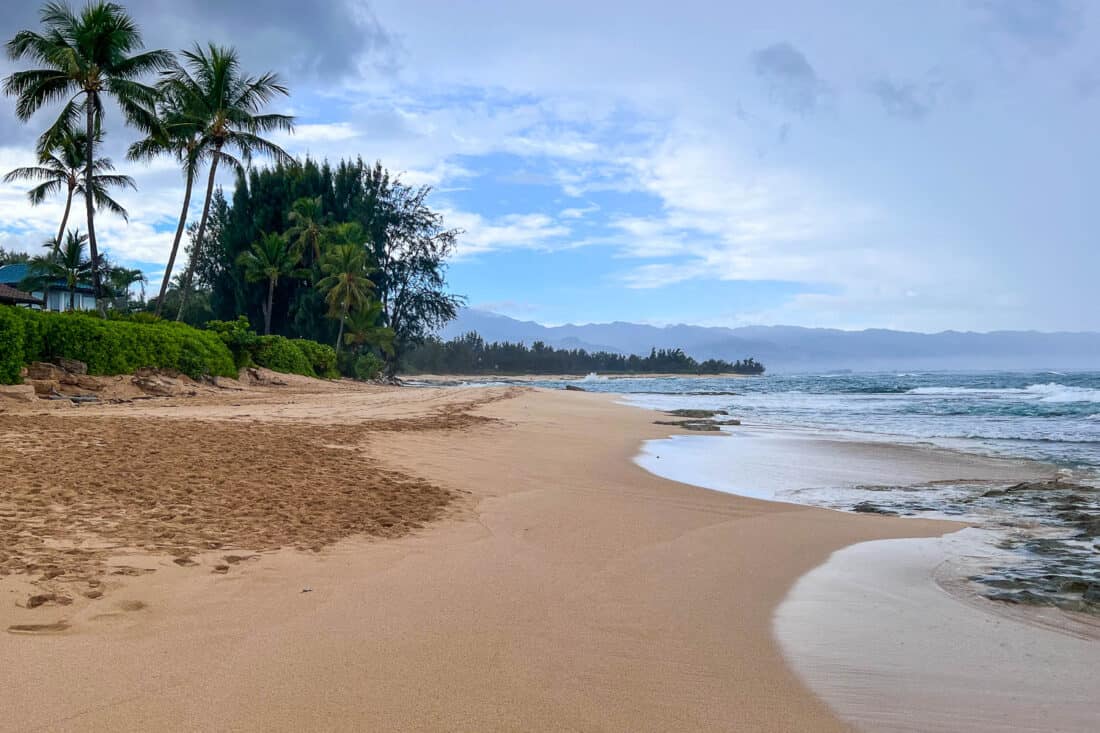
[0, 306, 236, 384]
[203, 318, 338, 379]
[252, 335, 317, 377]
[291, 338, 339, 379]
[0, 307, 24, 384]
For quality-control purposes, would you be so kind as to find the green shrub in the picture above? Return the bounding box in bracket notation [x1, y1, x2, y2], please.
[205, 316, 259, 370]
[252, 335, 315, 377]
[0, 305, 236, 383]
[291, 339, 338, 379]
[0, 307, 25, 384]
[352, 352, 385, 381]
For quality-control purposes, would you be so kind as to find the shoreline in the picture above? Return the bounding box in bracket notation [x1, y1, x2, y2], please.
[627, 407, 1100, 731]
[1, 382, 955, 731]
[775, 533, 1100, 732]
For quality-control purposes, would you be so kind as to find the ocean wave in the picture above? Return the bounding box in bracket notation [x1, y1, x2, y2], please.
[906, 383, 1100, 403]
[1022, 383, 1100, 403]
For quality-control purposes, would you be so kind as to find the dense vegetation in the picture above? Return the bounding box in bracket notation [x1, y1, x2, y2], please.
[165, 159, 462, 378]
[1, 2, 460, 380]
[0, 305, 236, 381]
[403, 332, 765, 375]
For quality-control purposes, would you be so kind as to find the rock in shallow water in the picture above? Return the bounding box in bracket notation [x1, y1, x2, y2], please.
[852, 501, 898, 516]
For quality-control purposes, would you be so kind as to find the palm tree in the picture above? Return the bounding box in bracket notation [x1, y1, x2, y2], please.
[315, 226, 375, 353]
[165, 43, 294, 321]
[3, 1, 173, 302]
[128, 101, 203, 316]
[22, 229, 94, 311]
[237, 232, 303, 335]
[3, 127, 134, 253]
[104, 263, 145, 311]
[342, 301, 394, 357]
[287, 196, 325, 267]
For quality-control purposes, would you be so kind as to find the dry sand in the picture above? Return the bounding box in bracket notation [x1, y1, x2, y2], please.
[0, 379, 975, 731]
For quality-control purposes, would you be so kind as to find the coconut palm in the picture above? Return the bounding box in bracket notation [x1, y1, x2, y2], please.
[22, 229, 94, 311]
[3, 1, 173, 301]
[342, 300, 394, 356]
[286, 195, 325, 267]
[315, 225, 376, 353]
[3, 127, 134, 253]
[166, 43, 295, 321]
[104, 262, 145, 310]
[128, 100, 203, 315]
[237, 232, 303, 335]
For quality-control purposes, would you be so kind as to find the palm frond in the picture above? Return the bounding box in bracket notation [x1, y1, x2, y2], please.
[26, 178, 65, 204]
[2, 165, 55, 183]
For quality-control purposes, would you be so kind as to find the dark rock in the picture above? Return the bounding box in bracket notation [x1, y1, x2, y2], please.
[1060, 579, 1090, 594]
[985, 589, 1054, 606]
[653, 419, 722, 432]
[665, 409, 720, 418]
[564, 385, 586, 392]
[852, 501, 898, 516]
[56, 357, 87, 375]
[1004, 480, 1095, 494]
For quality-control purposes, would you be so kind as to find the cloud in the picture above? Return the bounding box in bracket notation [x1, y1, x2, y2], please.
[970, 0, 1082, 56]
[1, 0, 397, 87]
[869, 79, 934, 120]
[560, 204, 599, 219]
[750, 42, 829, 114]
[443, 210, 571, 257]
[146, 0, 398, 81]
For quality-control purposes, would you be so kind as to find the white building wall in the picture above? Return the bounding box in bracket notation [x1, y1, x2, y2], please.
[34, 289, 97, 312]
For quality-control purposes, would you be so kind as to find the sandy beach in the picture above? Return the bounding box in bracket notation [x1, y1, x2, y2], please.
[0, 379, 1078, 731]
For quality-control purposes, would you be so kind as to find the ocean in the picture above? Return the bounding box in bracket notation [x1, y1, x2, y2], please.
[546, 370, 1100, 471]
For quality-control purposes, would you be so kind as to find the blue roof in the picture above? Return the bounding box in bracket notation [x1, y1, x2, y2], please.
[0, 262, 94, 293]
[0, 263, 30, 283]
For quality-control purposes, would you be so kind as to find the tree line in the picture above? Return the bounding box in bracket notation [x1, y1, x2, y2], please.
[2, 1, 462, 376]
[404, 333, 765, 375]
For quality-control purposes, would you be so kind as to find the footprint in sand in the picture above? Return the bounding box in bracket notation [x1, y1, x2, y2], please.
[7, 622, 70, 635]
[116, 600, 147, 612]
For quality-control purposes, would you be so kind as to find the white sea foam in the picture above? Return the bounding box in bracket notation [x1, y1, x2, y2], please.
[907, 382, 1100, 403]
[1023, 383, 1100, 403]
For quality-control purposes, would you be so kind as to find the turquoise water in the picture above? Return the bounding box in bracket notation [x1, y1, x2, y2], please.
[526, 371, 1100, 471]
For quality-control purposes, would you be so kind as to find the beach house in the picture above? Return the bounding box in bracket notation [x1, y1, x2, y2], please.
[0, 263, 96, 311]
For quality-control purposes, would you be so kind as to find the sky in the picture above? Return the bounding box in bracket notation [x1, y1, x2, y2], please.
[1, 0, 1098, 333]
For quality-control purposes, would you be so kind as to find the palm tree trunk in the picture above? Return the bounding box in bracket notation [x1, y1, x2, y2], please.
[55, 186, 73, 255]
[156, 164, 196, 317]
[176, 152, 220, 321]
[84, 101, 103, 313]
[335, 299, 348, 354]
[69, 287, 75, 311]
[265, 276, 275, 335]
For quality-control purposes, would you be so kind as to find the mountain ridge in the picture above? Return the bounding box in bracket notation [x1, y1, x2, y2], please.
[439, 309, 1100, 372]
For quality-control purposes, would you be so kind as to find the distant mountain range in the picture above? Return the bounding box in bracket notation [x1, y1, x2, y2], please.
[439, 309, 1100, 372]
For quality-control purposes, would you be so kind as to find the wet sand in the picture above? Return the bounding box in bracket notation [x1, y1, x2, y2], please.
[775, 534, 1100, 732]
[0, 381, 1014, 731]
